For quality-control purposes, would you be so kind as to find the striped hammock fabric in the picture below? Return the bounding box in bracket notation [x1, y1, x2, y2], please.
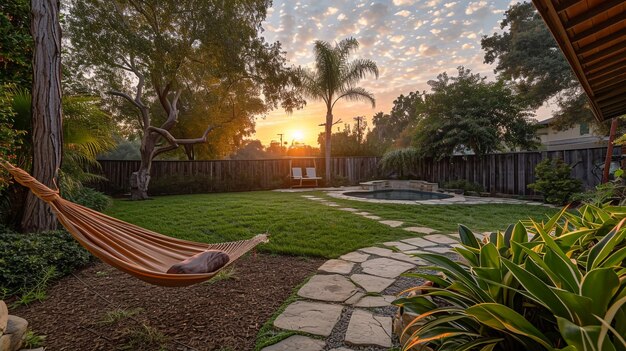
[2, 162, 268, 287]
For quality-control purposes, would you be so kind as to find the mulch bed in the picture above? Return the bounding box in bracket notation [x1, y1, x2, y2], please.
[13, 253, 323, 351]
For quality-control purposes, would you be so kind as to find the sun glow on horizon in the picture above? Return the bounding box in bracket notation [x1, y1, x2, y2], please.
[292, 130, 304, 142]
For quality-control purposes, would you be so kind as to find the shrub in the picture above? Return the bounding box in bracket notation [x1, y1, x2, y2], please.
[528, 158, 582, 204]
[63, 186, 112, 211]
[442, 179, 484, 193]
[379, 148, 420, 179]
[395, 205, 626, 351]
[0, 228, 92, 295]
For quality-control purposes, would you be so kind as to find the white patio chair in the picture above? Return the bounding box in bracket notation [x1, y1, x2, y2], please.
[291, 167, 303, 187]
[305, 167, 323, 187]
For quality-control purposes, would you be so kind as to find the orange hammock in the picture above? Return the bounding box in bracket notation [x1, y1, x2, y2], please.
[2, 162, 268, 287]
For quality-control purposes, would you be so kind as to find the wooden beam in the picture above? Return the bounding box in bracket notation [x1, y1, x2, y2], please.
[585, 52, 626, 73]
[577, 28, 626, 55]
[597, 94, 626, 109]
[587, 61, 626, 81]
[571, 12, 626, 44]
[556, 0, 584, 13]
[596, 82, 626, 101]
[581, 39, 626, 65]
[564, 0, 624, 29]
[589, 70, 626, 88]
[594, 74, 626, 94]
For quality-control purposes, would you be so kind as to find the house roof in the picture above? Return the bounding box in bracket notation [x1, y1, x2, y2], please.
[532, 0, 626, 122]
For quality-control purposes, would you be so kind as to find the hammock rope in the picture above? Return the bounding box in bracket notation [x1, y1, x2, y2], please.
[2, 162, 269, 287]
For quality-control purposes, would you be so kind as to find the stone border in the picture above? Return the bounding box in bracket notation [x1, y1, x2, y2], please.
[327, 189, 549, 206]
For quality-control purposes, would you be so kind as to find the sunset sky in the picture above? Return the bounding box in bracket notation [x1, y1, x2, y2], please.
[252, 0, 547, 147]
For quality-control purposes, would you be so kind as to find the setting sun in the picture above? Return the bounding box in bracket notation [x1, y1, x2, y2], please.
[292, 130, 304, 141]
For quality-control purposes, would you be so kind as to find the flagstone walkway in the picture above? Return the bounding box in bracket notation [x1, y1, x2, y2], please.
[260, 231, 460, 350]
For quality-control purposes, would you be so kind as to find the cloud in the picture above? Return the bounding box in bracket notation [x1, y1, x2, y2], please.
[325, 7, 338, 15]
[418, 44, 441, 56]
[395, 10, 411, 17]
[389, 35, 405, 43]
[393, 0, 416, 5]
[465, 1, 488, 15]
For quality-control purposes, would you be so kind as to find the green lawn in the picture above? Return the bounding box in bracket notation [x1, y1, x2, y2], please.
[106, 191, 558, 258]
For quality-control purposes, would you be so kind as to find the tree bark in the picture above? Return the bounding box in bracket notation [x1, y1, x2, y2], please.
[130, 133, 157, 200]
[21, 0, 63, 232]
[324, 111, 333, 183]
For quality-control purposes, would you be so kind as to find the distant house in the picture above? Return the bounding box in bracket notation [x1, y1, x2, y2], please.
[536, 117, 607, 151]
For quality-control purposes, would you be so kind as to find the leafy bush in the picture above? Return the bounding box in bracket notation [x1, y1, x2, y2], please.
[395, 205, 626, 351]
[528, 158, 582, 204]
[63, 185, 112, 211]
[379, 148, 420, 179]
[442, 179, 484, 193]
[573, 169, 626, 206]
[0, 229, 92, 295]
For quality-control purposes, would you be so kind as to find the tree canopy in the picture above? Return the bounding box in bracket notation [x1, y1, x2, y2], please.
[481, 1, 592, 129]
[367, 91, 423, 152]
[66, 0, 303, 198]
[411, 67, 538, 158]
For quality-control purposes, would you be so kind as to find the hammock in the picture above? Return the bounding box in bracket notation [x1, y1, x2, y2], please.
[2, 162, 268, 287]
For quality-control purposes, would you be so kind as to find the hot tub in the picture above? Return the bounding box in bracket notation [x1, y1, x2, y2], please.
[344, 189, 453, 201]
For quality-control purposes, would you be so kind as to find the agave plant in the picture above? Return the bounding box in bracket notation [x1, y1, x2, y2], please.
[396, 204, 626, 351]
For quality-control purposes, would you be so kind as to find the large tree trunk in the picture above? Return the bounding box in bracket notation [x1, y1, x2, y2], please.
[130, 133, 157, 200]
[21, 0, 63, 233]
[324, 111, 333, 183]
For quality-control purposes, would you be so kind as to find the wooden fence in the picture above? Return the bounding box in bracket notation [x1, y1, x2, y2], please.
[95, 147, 614, 196]
[94, 157, 381, 195]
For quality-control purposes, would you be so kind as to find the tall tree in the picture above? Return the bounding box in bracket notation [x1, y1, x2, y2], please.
[367, 91, 423, 152]
[412, 67, 537, 158]
[67, 0, 302, 199]
[481, 2, 592, 129]
[21, 0, 63, 232]
[299, 38, 378, 181]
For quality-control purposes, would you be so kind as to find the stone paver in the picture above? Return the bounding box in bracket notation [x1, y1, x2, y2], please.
[383, 241, 417, 251]
[261, 335, 325, 351]
[339, 207, 359, 212]
[318, 259, 355, 275]
[340, 251, 370, 263]
[358, 246, 394, 257]
[379, 220, 403, 227]
[355, 212, 371, 216]
[423, 234, 458, 244]
[404, 226, 436, 234]
[424, 246, 453, 254]
[350, 274, 395, 293]
[344, 310, 392, 347]
[298, 274, 358, 302]
[363, 215, 382, 220]
[361, 257, 415, 278]
[354, 295, 395, 308]
[345, 292, 366, 305]
[389, 252, 426, 265]
[274, 301, 343, 336]
[401, 237, 437, 247]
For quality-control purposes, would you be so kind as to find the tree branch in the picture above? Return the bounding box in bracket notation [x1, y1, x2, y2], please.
[107, 90, 141, 110]
[147, 125, 215, 147]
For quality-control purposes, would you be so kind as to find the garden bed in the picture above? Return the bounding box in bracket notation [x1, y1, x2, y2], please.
[12, 253, 323, 351]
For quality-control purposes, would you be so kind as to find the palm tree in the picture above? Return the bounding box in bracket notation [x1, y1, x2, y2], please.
[299, 37, 378, 182]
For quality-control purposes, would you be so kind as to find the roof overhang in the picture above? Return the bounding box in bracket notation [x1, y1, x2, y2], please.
[532, 0, 626, 122]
